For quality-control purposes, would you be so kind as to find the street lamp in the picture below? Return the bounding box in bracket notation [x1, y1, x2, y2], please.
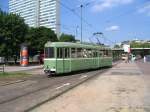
[80, 4, 83, 43]
[79, 1, 93, 43]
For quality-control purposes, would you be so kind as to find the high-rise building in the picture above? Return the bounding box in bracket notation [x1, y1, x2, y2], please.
[9, 0, 60, 35]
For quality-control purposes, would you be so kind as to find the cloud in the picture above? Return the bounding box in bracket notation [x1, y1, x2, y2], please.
[92, 0, 134, 12]
[138, 2, 150, 16]
[105, 25, 120, 31]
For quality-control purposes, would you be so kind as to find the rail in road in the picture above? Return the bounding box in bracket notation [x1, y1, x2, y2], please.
[0, 61, 119, 87]
[0, 62, 120, 112]
[0, 70, 109, 112]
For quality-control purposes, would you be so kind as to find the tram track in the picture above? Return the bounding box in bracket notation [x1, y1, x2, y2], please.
[26, 68, 109, 112]
[0, 69, 109, 112]
[0, 62, 120, 112]
[0, 72, 46, 87]
[0, 79, 27, 87]
[0, 61, 119, 87]
[0, 70, 100, 104]
[0, 76, 68, 105]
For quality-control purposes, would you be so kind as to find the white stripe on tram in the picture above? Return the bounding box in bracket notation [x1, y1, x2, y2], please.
[44, 57, 112, 61]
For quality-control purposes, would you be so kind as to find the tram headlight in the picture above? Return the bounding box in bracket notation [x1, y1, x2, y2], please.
[51, 68, 56, 71]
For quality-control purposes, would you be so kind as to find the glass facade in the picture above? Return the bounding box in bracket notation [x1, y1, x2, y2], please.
[9, 0, 60, 34]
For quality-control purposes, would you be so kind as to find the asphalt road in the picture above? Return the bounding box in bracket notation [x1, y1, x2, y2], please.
[31, 61, 150, 112]
[136, 61, 150, 109]
[0, 67, 110, 112]
[136, 60, 150, 75]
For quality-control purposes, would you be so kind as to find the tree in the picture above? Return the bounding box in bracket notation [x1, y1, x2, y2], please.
[26, 27, 58, 56]
[114, 44, 121, 48]
[0, 10, 28, 63]
[59, 33, 76, 42]
[130, 42, 150, 48]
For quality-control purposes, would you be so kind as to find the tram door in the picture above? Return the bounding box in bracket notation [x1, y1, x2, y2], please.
[57, 48, 70, 73]
[93, 50, 97, 68]
[57, 48, 64, 73]
[63, 48, 70, 73]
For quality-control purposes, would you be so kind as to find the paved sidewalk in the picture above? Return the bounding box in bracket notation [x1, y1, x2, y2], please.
[32, 62, 150, 112]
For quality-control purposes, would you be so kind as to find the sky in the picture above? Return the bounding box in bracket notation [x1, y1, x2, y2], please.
[0, 0, 150, 45]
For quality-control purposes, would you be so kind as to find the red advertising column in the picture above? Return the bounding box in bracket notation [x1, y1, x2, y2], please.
[20, 44, 28, 66]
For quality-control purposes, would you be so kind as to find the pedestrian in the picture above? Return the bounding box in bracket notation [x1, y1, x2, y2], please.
[144, 56, 146, 63]
[129, 54, 132, 63]
[132, 55, 136, 62]
[125, 54, 129, 63]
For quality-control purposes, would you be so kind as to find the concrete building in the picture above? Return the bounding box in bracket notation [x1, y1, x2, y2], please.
[9, 0, 60, 35]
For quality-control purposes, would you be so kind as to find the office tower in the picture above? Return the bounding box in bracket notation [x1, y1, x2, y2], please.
[9, 0, 60, 35]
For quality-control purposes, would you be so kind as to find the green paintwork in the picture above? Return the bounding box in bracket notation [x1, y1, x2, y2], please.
[44, 58, 112, 74]
[44, 42, 112, 74]
[45, 42, 111, 50]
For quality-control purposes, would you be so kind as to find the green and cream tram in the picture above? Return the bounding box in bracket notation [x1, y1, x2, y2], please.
[44, 42, 112, 76]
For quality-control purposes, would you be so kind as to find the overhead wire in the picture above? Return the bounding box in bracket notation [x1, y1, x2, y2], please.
[55, 0, 93, 28]
[54, 0, 116, 44]
[56, 0, 149, 45]
[2, 0, 149, 45]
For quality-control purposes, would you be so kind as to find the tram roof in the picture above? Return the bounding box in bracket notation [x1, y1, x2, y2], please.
[45, 42, 111, 50]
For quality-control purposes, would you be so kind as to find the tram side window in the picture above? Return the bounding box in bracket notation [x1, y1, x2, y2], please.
[64, 48, 70, 58]
[108, 50, 112, 57]
[57, 48, 63, 58]
[71, 48, 76, 58]
[104, 50, 109, 57]
[77, 48, 83, 58]
[93, 51, 98, 57]
[99, 50, 104, 57]
[83, 49, 88, 58]
[88, 49, 93, 58]
[57, 48, 70, 58]
[45, 47, 54, 58]
[45, 48, 48, 58]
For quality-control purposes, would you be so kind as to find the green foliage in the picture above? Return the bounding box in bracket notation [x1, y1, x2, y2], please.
[0, 10, 58, 58]
[26, 27, 58, 55]
[130, 42, 150, 48]
[114, 45, 121, 48]
[59, 33, 76, 42]
[0, 10, 28, 58]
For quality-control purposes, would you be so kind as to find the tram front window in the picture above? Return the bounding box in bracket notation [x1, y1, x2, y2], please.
[45, 47, 54, 58]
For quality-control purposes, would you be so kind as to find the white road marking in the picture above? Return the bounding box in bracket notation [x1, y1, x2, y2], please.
[55, 83, 70, 90]
[80, 75, 88, 79]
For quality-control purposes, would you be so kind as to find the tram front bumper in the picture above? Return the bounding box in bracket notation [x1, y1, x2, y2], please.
[44, 68, 56, 74]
